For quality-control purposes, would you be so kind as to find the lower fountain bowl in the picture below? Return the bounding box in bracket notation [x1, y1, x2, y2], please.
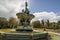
[16, 27, 33, 32]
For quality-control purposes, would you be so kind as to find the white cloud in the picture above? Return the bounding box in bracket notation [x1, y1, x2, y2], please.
[0, 5, 8, 12]
[0, 0, 28, 18]
[32, 12, 60, 22]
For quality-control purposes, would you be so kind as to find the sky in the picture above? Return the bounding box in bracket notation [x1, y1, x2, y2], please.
[0, 0, 60, 22]
[29, 0, 60, 22]
[29, 0, 60, 14]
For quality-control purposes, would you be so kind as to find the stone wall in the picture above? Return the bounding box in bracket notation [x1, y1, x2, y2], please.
[0, 33, 48, 40]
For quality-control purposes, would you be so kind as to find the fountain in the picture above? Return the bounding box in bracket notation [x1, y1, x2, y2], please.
[16, 1, 34, 32]
[0, 0, 48, 40]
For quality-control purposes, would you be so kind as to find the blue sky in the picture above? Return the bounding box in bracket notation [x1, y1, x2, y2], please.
[29, 0, 60, 15]
[28, 0, 60, 22]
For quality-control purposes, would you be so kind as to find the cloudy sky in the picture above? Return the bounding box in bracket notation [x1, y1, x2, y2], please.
[0, 0, 25, 18]
[0, 0, 60, 22]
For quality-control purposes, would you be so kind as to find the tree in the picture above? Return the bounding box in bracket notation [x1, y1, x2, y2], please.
[57, 20, 60, 29]
[41, 19, 44, 27]
[8, 17, 19, 28]
[0, 17, 8, 28]
[47, 20, 50, 28]
[32, 20, 41, 28]
[57, 20, 60, 25]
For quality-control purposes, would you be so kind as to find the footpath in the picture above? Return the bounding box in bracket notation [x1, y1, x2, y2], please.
[44, 30, 60, 35]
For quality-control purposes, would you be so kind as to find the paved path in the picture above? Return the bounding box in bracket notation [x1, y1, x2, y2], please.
[44, 31, 60, 35]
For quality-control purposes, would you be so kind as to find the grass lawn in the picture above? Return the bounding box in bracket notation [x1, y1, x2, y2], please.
[0, 29, 15, 33]
[0, 28, 44, 33]
[48, 33, 60, 40]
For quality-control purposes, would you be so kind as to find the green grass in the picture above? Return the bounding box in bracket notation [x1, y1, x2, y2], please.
[0, 28, 44, 33]
[0, 29, 15, 33]
[49, 33, 60, 40]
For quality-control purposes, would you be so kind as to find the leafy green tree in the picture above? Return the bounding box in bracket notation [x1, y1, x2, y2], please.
[32, 20, 41, 28]
[57, 20, 60, 29]
[8, 17, 19, 28]
[0, 17, 9, 28]
[57, 20, 60, 25]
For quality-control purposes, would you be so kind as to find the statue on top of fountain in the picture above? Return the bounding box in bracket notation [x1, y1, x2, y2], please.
[22, 0, 29, 14]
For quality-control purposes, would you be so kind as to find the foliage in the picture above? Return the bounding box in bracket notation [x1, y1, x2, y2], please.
[32, 20, 60, 29]
[41, 20, 44, 26]
[0, 17, 19, 29]
[0, 17, 9, 29]
[32, 20, 42, 28]
[8, 17, 19, 28]
[0, 16, 60, 29]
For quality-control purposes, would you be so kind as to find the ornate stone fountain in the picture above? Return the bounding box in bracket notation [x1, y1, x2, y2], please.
[16, 1, 34, 32]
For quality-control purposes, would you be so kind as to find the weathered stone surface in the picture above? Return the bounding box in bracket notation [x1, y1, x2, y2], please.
[4, 33, 48, 40]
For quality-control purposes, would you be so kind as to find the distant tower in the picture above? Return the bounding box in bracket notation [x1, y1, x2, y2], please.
[24, 0, 29, 14]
